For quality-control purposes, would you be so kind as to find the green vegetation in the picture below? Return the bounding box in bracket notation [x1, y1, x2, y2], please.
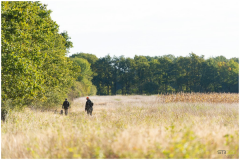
[69, 57, 96, 99]
[1, 2, 96, 114]
[79, 53, 238, 95]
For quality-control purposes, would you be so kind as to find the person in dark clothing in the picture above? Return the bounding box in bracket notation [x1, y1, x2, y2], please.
[85, 97, 93, 116]
[62, 98, 70, 115]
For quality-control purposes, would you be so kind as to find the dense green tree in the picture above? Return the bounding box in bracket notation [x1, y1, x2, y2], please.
[70, 52, 98, 64]
[60, 31, 73, 52]
[200, 58, 216, 92]
[134, 56, 150, 94]
[67, 57, 97, 99]
[230, 57, 239, 64]
[71, 58, 93, 81]
[227, 59, 239, 92]
[124, 58, 136, 94]
[93, 55, 113, 95]
[1, 1, 76, 109]
[157, 56, 174, 93]
[111, 56, 120, 95]
[214, 56, 228, 63]
[70, 52, 98, 76]
[217, 60, 239, 92]
[188, 53, 204, 92]
[90, 53, 238, 95]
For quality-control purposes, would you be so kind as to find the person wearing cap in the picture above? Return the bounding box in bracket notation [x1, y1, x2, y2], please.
[62, 98, 70, 115]
[85, 97, 94, 116]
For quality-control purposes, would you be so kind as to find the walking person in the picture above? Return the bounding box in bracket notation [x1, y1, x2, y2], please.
[85, 97, 94, 116]
[62, 98, 70, 115]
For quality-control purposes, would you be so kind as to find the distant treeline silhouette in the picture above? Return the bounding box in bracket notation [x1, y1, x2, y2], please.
[71, 52, 239, 95]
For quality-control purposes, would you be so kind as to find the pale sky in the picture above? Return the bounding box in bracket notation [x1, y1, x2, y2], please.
[40, 0, 239, 59]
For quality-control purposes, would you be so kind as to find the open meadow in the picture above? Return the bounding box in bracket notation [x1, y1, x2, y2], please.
[1, 93, 239, 158]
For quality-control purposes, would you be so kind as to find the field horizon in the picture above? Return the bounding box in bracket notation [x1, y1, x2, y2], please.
[1, 93, 239, 158]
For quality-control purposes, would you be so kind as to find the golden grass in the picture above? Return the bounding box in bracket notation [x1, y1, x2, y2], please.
[1, 94, 239, 158]
[162, 92, 239, 103]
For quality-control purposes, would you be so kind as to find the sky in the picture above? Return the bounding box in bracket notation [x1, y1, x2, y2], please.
[40, 0, 239, 59]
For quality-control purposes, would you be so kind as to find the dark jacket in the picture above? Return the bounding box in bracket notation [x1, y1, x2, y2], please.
[62, 100, 70, 109]
[85, 99, 93, 110]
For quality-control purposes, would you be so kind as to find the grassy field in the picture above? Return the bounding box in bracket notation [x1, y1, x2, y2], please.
[1, 93, 239, 158]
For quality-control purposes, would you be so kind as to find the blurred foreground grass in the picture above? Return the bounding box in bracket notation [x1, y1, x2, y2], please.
[1, 95, 239, 158]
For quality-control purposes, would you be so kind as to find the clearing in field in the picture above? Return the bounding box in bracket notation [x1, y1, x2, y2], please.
[1, 93, 239, 158]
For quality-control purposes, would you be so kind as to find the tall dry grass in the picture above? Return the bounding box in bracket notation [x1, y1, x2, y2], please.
[1, 94, 239, 158]
[161, 92, 239, 103]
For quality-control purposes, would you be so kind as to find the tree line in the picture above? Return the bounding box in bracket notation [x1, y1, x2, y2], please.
[71, 53, 239, 95]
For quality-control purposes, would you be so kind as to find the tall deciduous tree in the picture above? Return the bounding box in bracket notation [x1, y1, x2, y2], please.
[1, 1, 75, 108]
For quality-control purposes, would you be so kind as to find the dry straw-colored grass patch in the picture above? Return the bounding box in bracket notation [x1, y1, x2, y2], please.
[161, 92, 239, 103]
[1, 94, 239, 158]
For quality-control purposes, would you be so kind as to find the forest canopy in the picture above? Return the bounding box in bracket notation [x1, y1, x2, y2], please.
[70, 53, 239, 95]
